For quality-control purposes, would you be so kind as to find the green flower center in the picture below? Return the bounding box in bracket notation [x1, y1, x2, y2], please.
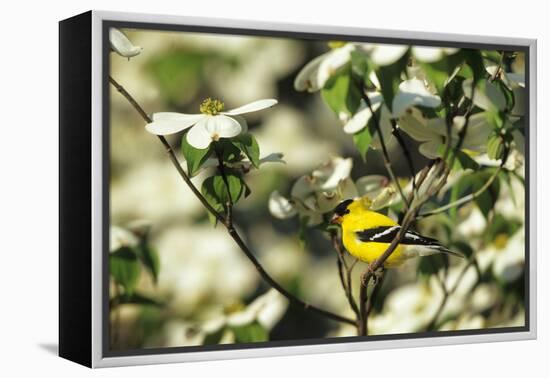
[200, 97, 225, 115]
[327, 41, 346, 49]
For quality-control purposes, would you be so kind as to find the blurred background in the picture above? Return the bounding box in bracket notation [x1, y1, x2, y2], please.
[109, 29, 526, 351]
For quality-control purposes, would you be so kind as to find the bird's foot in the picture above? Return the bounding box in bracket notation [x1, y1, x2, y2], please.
[361, 266, 385, 287]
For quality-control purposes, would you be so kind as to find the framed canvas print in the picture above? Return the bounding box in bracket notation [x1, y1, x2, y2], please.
[59, 10, 537, 368]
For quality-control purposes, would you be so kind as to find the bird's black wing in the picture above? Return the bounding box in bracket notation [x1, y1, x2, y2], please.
[356, 226, 441, 246]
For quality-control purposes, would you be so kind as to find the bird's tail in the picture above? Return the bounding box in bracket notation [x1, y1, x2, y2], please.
[405, 243, 465, 259]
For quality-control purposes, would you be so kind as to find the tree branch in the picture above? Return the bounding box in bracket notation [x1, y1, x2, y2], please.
[425, 255, 478, 330]
[417, 165, 503, 219]
[390, 119, 416, 190]
[214, 146, 234, 226]
[331, 233, 359, 318]
[110, 76, 355, 325]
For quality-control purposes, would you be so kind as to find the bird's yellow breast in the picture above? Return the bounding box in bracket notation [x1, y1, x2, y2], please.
[340, 204, 406, 267]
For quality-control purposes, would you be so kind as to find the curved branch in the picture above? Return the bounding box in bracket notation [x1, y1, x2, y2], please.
[417, 165, 502, 219]
[331, 233, 359, 318]
[110, 76, 354, 326]
[390, 119, 416, 190]
[426, 255, 478, 330]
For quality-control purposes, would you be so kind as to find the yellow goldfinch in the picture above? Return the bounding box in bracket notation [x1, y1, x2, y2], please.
[330, 198, 463, 267]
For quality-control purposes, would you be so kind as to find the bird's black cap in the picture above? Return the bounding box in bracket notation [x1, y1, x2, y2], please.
[333, 199, 353, 216]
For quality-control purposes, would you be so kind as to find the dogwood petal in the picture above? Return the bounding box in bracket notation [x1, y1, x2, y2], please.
[463, 79, 506, 111]
[223, 99, 278, 115]
[231, 115, 248, 133]
[204, 115, 243, 138]
[269, 191, 298, 219]
[186, 115, 241, 149]
[320, 158, 353, 191]
[343, 93, 383, 134]
[291, 176, 316, 204]
[392, 79, 441, 117]
[109, 28, 142, 58]
[145, 113, 204, 135]
[371, 186, 397, 210]
[419, 140, 443, 159]
[412, 47, 459, 63]
[294, 53, 330, 92]
[462, 113, 491, 151]
[371, 44, 408, 66]
[259, 153, 285, 164]
[186, 122, 213, 150]
[355, 175, 389, 196]
[398, 108, 441, 142]
[412, 47, 444, 63]
[317, 44, 355, 86]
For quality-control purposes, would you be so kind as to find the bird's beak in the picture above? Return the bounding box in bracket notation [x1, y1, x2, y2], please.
[330, 214, 342, 225]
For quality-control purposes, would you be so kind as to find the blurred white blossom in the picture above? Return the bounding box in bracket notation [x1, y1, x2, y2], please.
[269, 157, 396, 224]
[399, 108, 492, 159]
[294, 43, 356, 92]
[155, 225, 258, 314]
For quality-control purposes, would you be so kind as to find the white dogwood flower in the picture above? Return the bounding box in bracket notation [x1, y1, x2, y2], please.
[146, 98, 277, 149]
[201, 289, 289, 340]
[294, 43, 412, 93]
[109, 28, 142, 59]
[398, 108, 491, 159]
[269, 157, 395, 224]
[411, 46, 459, 63]
[294, 43, 356, 92]
[392, 79, 441, 117]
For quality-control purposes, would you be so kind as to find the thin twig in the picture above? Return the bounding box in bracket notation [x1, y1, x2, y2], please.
[489, 51, 505, 82]
[390, 119, 416, 190]
[425, 256, 478, 330]
[110, 76, 355, 326]
[366, 269, 386, 317]
[331, 233, 359, 317]
[361, 90, 410, 210]
[214, 146, 234, 226]
[417, 166, 503, 219]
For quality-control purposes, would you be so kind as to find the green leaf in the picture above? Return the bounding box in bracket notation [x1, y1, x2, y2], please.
[481, 50, 503, 65]
[487, 132, 504, 160]
[417, 254, 447, 280]
[419, 50, 464, 95]
[233, 133, 260, 168]
[321, 68, 361, 115]
[230, 321, 269, 343]
[484, 214, 522, 246]
[201, 176, 225, 224]
[218, 140, 242, 163]
[451, 241, 473, 259]
[352, 123, 372, 160]
[375, 51, 409, 112]
[181, 135, 213, 177]
[350, 50, 370, 78]
[201, 172, 246, 212]
[450, 169, 501, 220]
[117, 292, 164, 307]
[462, 49, 486, 84]
[135, 244, 160, 284]
[203, 327, 225, 345]
[110, 247, 141, 295]
[453, 150, 480, 171]
[473, 172, 501, 219]
[495, 79, 515, 112]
